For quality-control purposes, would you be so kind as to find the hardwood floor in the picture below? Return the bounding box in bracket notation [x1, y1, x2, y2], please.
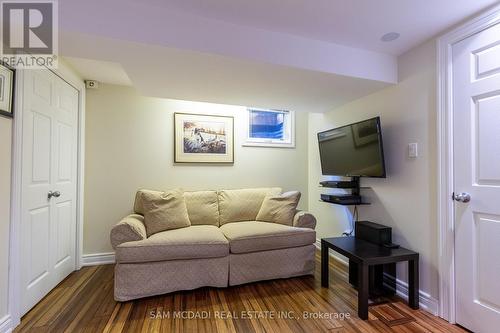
[15, 252, 465, 333]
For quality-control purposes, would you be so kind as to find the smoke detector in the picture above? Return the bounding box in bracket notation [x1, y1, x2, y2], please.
[381, 32, 400, 42]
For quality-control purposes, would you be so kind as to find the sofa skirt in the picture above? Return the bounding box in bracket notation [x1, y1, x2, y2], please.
[229, 244, 315, 286]
[114, 256, 229, 301]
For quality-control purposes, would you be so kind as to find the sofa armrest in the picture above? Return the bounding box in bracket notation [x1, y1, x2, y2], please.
[110, 214, 147, 249]
[293, 211, 317, 230]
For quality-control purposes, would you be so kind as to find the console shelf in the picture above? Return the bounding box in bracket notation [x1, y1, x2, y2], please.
[319, 186, 371, 189]
[319, 200, 371, 206]
[319, 176, 371, 205]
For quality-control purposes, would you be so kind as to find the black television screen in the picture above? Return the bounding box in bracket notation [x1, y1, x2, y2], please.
[317, 117, 386, 178]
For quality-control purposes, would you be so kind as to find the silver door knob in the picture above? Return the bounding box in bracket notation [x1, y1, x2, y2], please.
[453, 192, 471, 203]
[48, 190, 61, 199]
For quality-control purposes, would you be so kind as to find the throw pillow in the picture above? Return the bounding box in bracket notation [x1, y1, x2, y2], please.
[141, 189, 191, 237]
[256, 191, 301, 226]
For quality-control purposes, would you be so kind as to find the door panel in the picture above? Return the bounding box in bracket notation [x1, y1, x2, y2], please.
[33, 72, 52, 103]
[21, 69, 79, 314]
[475, 93, 500, 184]
[453, 22, 500, 333]
[475, 214, 500, 311]
[31, 112, 51, 183]
[57, 122, 73, 181]
[27, 207, 50, 286]
[473, 42, 500, 79]
[55, 201, 72, 266]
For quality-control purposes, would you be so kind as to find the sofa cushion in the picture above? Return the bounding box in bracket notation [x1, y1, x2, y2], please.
[220, 221, 316, 254]
[141, 189, 191, 237]
[218, 188, 282, 225]
[134, 189, 219, 226]
[115, 225, 229, 263]
[134, 189, 161, 215]
[184, 190, 219, 226]
[256, 191, 301, 226]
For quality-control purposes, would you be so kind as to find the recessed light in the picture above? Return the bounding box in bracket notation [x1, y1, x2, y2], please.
[381, 32, 400, 42]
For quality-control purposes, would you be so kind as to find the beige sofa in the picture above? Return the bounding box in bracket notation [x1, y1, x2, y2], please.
[110, 188, 317, 301]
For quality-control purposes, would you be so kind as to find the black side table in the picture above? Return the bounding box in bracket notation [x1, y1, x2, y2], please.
[321, 236, 419, 320]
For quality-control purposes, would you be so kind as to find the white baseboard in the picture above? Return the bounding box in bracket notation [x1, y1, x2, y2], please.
[383, 273, 438, 315]
[0, 315, 12, 333]
[314, 239, 439, 316]
[81, 252, 115, 266]
[314, 239, 348, 265]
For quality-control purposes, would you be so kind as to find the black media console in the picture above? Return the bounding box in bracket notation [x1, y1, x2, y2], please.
[321, 236, 419, 319]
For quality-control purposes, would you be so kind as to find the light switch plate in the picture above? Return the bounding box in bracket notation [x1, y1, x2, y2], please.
[408, 143, 418, 158]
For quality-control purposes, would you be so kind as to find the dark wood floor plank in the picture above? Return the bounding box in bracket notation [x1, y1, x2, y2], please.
[15, 266, 99, 332]
[47, 266, 113, 332]
[15, 251, 467, 333]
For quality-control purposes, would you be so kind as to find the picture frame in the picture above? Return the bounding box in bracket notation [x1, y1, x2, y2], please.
[243, 108, 295, 148]
[0, 62, 15, 118]
[174, 112, 234, 163]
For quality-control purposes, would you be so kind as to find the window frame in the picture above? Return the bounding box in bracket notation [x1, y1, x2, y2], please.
[243, 108, 295, 148]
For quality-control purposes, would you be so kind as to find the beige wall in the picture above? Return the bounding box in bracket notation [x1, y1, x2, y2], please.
[308, 40, 438, 301]
[84, 39, 439, 304]
[84, 84, 309, 254]
[0, 117, 12, 320]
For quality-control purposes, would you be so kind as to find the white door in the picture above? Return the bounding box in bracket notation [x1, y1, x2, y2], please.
[453, 22, 500, 333]
[20, 69, 79, 314]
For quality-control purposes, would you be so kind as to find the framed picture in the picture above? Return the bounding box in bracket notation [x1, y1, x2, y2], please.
[0, 62, 15, 118]
[352, 119, 379, 147]
[174, 113, 234, 163]
[243, 108, 295, 148]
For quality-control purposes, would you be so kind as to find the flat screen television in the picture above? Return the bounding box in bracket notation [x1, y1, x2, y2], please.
[317, 117, 386, 178]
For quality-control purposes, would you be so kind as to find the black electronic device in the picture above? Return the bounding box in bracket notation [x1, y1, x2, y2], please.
[383, 243, 400, 249]
[320, 179, 359, 188]
[320, 194, 362, 205]
[317, 117, 386, 178]
[354, 221, 392, 245]
[348, 221, 397, 296]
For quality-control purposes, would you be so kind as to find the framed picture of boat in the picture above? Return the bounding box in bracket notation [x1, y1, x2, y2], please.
[0, 62, 15, 118]
[174, 113, 234, 163]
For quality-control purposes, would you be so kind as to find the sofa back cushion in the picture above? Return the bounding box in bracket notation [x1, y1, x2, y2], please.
[135, 189, 220, 226]
[184, 191, 219, 226]
[218, 187, 282, 225]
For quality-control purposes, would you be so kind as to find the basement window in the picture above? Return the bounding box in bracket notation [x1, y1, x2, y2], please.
[244, 108, 295, 148]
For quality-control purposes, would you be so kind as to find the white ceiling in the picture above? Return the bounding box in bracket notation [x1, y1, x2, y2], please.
[59, 0, 498, 111]
[135, 0, 499, 55]
[64, 57, 132, 86]
[61, 33, 388, 112]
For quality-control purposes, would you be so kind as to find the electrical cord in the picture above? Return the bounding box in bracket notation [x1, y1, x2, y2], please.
[342, 205, 358, 236]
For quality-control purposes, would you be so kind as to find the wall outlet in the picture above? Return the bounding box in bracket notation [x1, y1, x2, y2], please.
[408, 143, 418, 158]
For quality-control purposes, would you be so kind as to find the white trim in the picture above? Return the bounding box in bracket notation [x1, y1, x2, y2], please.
[8, 63, 85, 330]
[81, 252, 116, 266]
[0, 315, 13, 333]
[8, 69, 25, 331]
[436, 3, 500, 323]
[314, 239, 348, 265]
[315, 239, 438, 315]
[383, 274, 438, 315]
